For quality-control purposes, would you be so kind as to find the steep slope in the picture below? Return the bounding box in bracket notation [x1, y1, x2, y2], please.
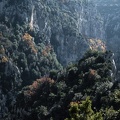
[0, 24, 62, 85]
[0, 0, 106, 94]
[0, 0, 108, 119]
[93, 0, 120, 80]
[0, 24, 62, 119]
[12, 50, 118, 120]
[0, 0, 105, 65]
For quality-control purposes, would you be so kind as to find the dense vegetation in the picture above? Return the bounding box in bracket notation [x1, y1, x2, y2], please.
[0, 23, 62, 119]
[0, 0, 120, 120]
[5, 50, 119, 120]
[0, 23, 62, 87]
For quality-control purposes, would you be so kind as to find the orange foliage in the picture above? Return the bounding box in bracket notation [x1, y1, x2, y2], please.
[23, 33, 32, 41]
[70, 101, 81, 106]
[42, 45, 52, 56]
[88, 39, 106, 52]
[36, 77, 55, 84]
[32, 81, 39, 90]
[88, 69, 96, 80]
[31, 46, 37, 54]
[24, 77, 54, 97]
[22, 33, 37, 54]
[1, 56, 8, 63]
[42, 50, 48, 56]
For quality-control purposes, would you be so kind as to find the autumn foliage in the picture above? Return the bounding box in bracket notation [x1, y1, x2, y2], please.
[1, 56, 8, 63]
[22, 33, 37, 54]
[88, 39, 106, 52]
[24, 77, 54, 97]
[42, 45, 52, 56]
[88, 69, 96, 80]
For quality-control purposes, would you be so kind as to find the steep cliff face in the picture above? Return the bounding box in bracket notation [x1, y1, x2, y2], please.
[0, 0, 105, 65]
[93, 0, 120, 80]
[0, 0, 118, 120]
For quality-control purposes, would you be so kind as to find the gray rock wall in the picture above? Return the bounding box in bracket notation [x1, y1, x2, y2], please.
[0, 0, 105, 65]
[93, 0, 120, 80]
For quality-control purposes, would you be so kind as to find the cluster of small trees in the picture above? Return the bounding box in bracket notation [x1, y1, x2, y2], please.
[65, 97, 103, 120]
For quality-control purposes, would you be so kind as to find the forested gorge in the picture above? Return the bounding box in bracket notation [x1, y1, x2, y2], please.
[0, 0, 120, 120]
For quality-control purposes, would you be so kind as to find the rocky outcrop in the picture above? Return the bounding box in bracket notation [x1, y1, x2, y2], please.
[0, 56, 21, 119]
[0, 0, 105, 65]
[93, 0, 120, 80]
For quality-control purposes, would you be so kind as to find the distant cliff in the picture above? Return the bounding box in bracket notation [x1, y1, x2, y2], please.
[94, 0, 120, 80]
[0, 0, 105, 65]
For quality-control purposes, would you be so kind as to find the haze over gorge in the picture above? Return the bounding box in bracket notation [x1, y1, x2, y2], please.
[0, 0, 120, 120]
